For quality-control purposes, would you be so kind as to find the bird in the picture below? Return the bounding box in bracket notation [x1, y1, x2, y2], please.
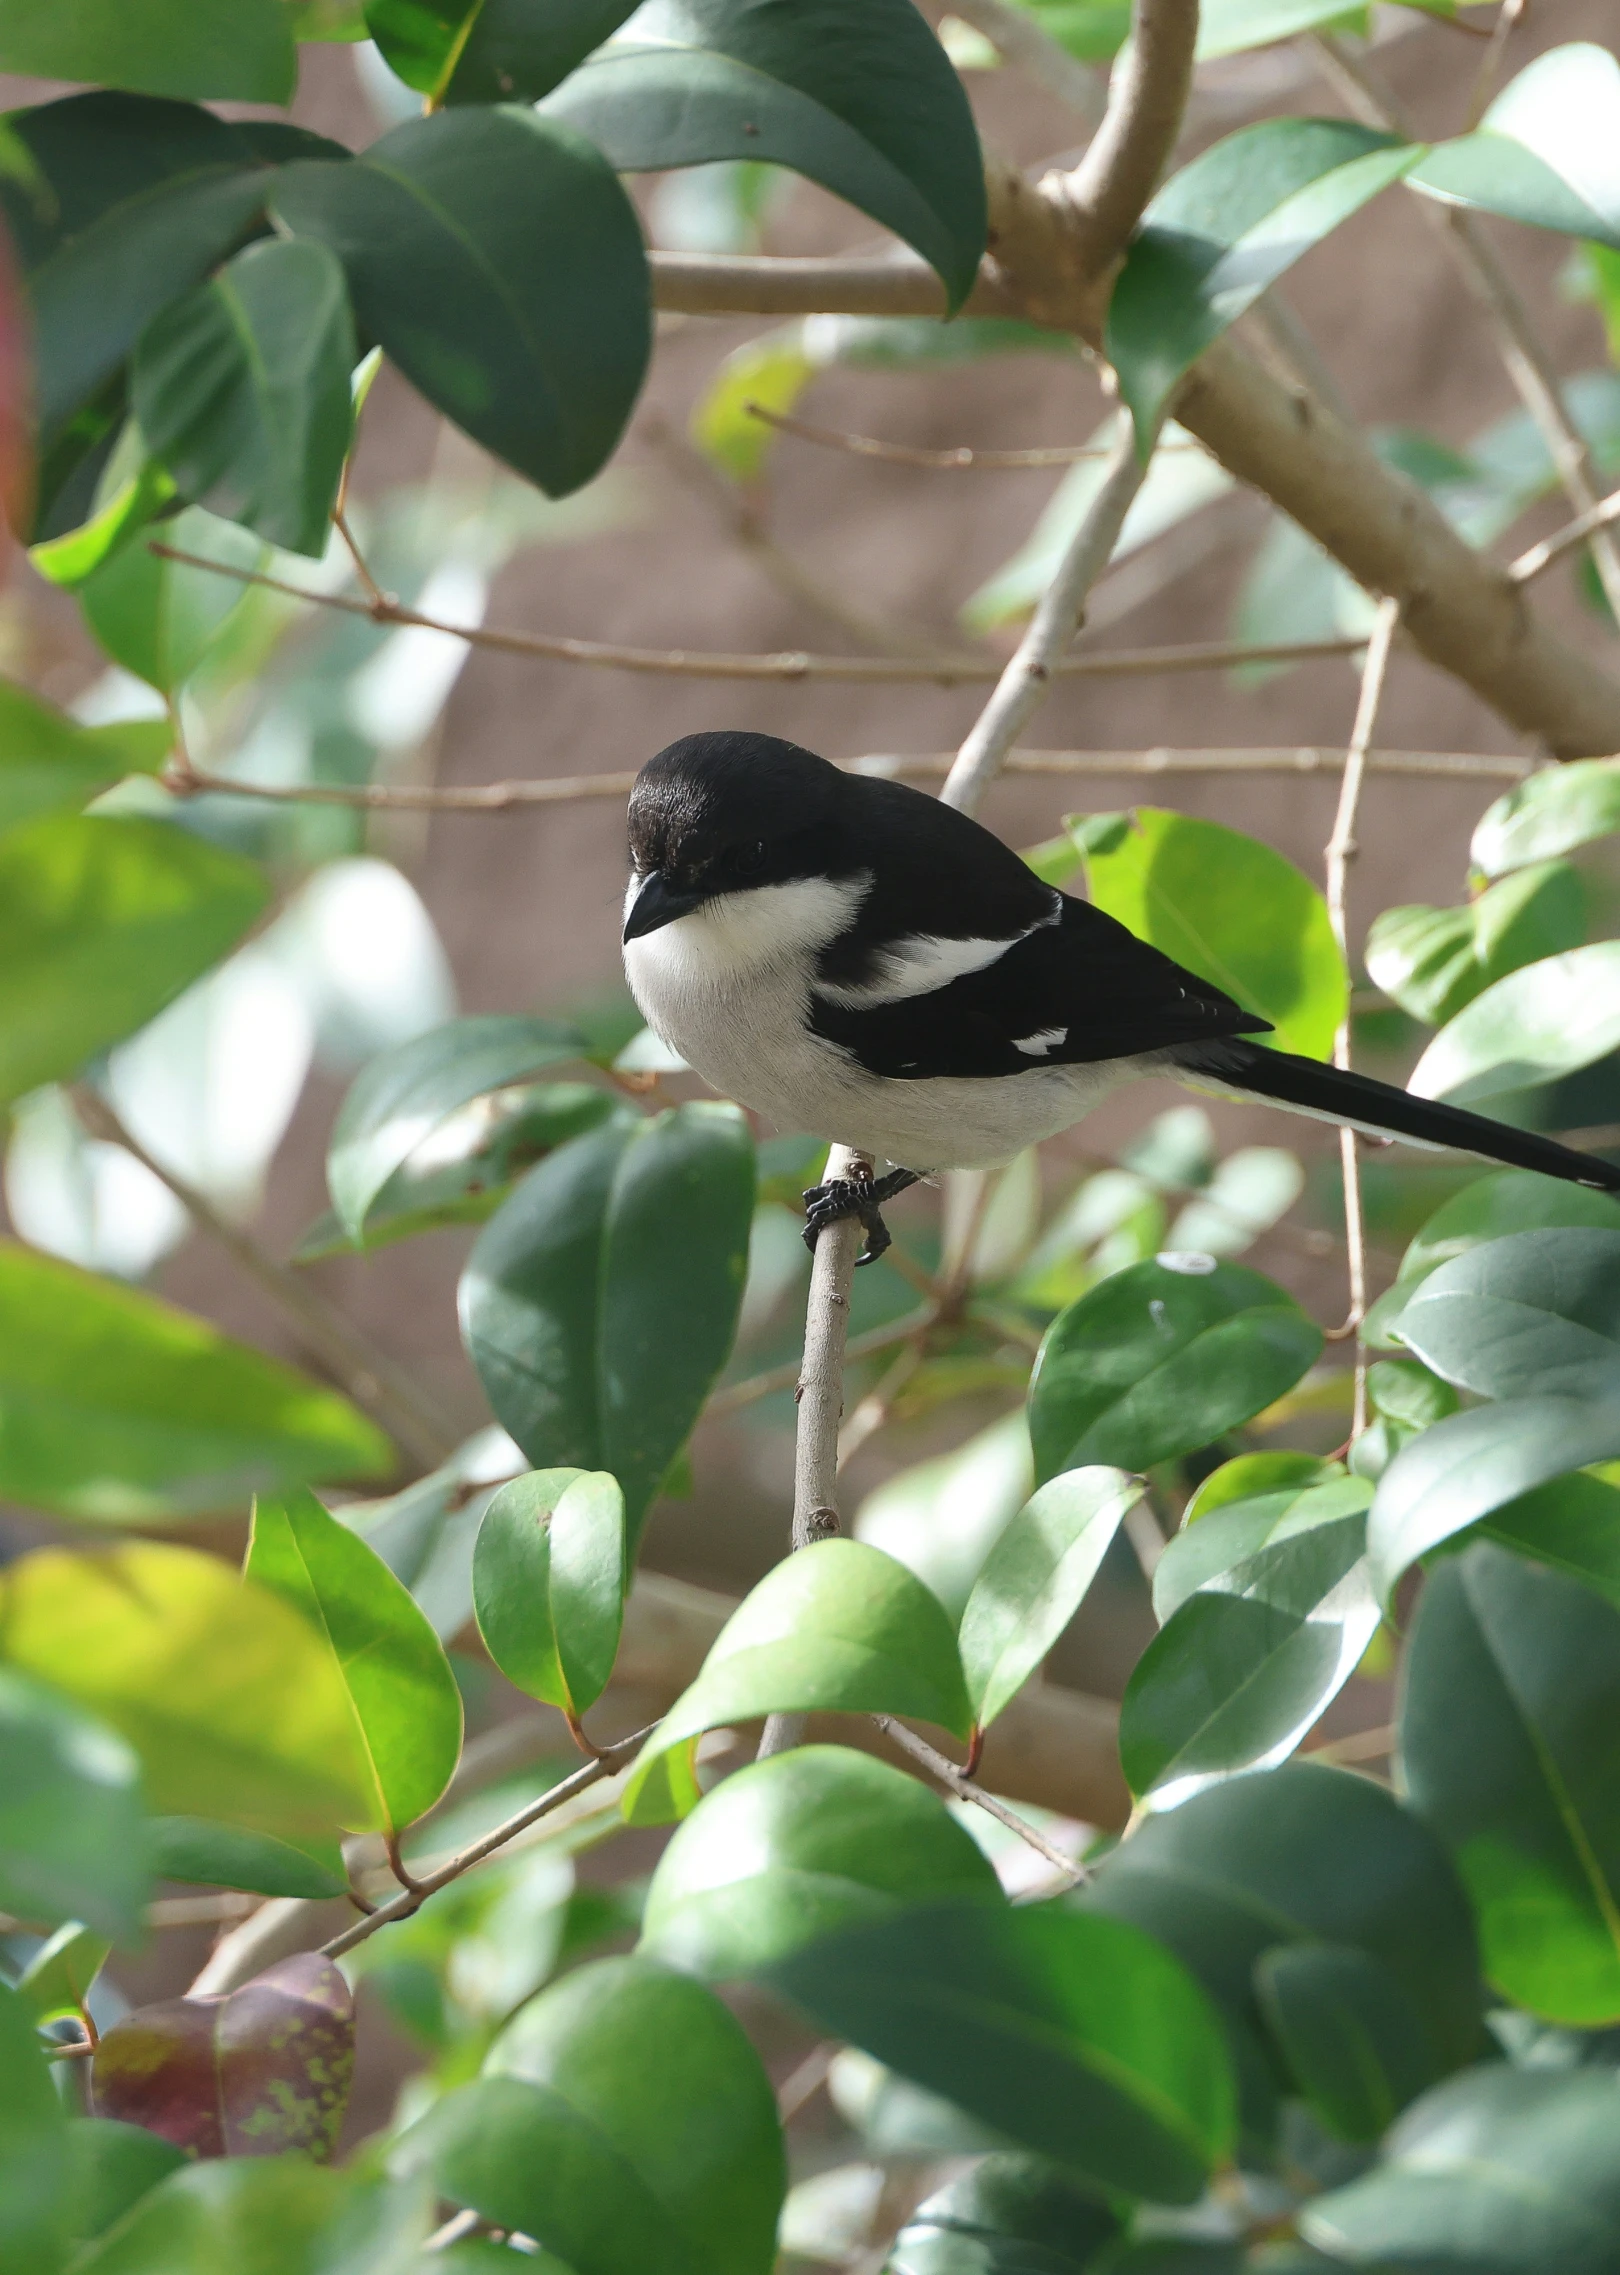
[622, 729, 1620, 1262]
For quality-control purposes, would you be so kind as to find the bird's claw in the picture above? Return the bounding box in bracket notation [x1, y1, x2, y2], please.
[802, 1177, 893, 1265]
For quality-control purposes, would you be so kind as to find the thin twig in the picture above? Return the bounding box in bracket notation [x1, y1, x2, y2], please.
[1322, 598, 1401, 1433]
[320, 1724, 656, 1959]
[333, 505, 388, 610]
[1510, 487, 1620, 585]
[71, 1089, 457, 1471]
[941, 418, 1149, 814]
[746, 401, 1180, 471]
[1464, 0, 1525, 128]
[873, 1716, 1085, 1884]
[424, 2210, 482, 2252]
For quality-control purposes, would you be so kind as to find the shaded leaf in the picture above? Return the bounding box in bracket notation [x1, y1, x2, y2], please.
[854, 1412, 1033, 1627]
[0, 1981, 69, 2275]
[888, 2153, 1123, 2275]
[473, 1469, 625, 1720]
[367, 0, 640, 104]
[1396, 1227, 1620, 1401]
[958, 1467, 1141, 1726]
[1473, 754, 1620, 878]
[68, 2156, 352, 2274]
[1365, 1168, 1620, 1347]
[639, 1744, 1003, 1977]
[1255, 1942, 1437, 2142]
[1408, 941, 1620, 1107]
[79, 503, 268, 690]
[1365, 862, 1586, 1028]
[0, 0, 296, 104]
[63, 2121, 187, 2252]
[0, 1668, 149, 1942]
[1482, 1465, 1620, 1610]
[151, 1815, 347, 1899]
[0, 677, 169, 830]
[1408, 43, 1620, 253]
[16, 1921, 112, 2027]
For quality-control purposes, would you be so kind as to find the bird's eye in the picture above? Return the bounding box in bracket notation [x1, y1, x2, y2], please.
[732, 839, 767, 875]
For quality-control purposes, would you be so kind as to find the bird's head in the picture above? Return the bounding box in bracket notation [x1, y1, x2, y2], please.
[623, 730, 846, 942]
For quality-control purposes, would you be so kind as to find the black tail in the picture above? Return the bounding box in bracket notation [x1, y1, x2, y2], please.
[1175, 1037, 1620, 1195]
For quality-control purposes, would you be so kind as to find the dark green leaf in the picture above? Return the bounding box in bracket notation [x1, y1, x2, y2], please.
[958, 1468, 1141, 1727]
[78, 504, 267, 690]
[1254, 1942, 1436, 2141]
[1120, 1509, 1378, 1803]
[459, 1104, 754, 1548]
[472, 1469, 626, 1720]
[0, 676, 169, 830]
[888, 2154, 1122, 2275]
[1107, 121, 1417, 444]
[67, 2157, 352, 2274]
[0, 1981, 69, 2275]
[0, 1540, 376, 1843]
[405, 1955, 785, 2275]
[1397, 1228, 1620, 1400]
[542, 0, 987, 309]
[1078, 807, 1347, 1058]
[1366, 1168, 1620, 1346]
[1401, 1543, 1620, 2024]
[271, 108, 650, 497]
[0, 1241, 392, 1523]
[151, 1816, 346, 1898]
[64, 2122, 187, 2251]
[328, 1013, 586, 1242]
[368, 0, 640, 104]
[16, 1921, 111, 2027]
[639, 1744, 1003, 1976]
[0, 0, 296, 104]
[1408, 942, 1620, 1106]
[1473, 754, 1620, 878]
[1482, 1465, 1620, 1609]
[767, 1902, 1235, 2205]
[93, 1953, 354, 2159]
[246, 1488, 463, 1834]
[621, 1541, 972, 1819]
[0, 812, 266, 1106]
[1407, 44, 1620, 252]
[132, 237, 355, 557]
[1028, 1258, 1322, 1482]
[0, 1669, 149, 1942]
[1303, 2066, 1620, 2273]
[1153, 1474, 1370, 1623]
[1365, 862, 1586, 1027]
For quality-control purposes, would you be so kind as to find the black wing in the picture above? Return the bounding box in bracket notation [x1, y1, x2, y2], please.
[810, 893, 1271, 1080]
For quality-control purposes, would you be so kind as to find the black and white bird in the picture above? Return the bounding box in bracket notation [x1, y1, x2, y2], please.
[622, 730, 1620, 1259]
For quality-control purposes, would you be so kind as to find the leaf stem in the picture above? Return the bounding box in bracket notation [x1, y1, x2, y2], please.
[872, 1715, 1086, 1885]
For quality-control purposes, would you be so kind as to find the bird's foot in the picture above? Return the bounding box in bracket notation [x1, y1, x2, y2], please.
[802, 1167, 920, 1266]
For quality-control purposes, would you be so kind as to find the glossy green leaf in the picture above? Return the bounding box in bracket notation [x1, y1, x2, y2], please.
[1154, 1473, 1369, 1623]
[247, 1488, 463, 1834]
[79, 504, 268, 690]
[459, 1104, 754, 1547]
[0, 811, 266, 1106]
[639, 1744, 1003, 1977]
[69, 2157, 352, 2275]
[768, 1902, 1235, 2205]
[1107, 120, 1418, 444]
[1121, 1507, 1378, 1804]
[1365, 861, 1586, 1028]
[94, 1953, 355, 2159]
[1473, 755, 1620, 878]
[1078, 807, 1347, 1059]
[888, 2154, 1123, 2275]
[0, 0, 296, 104]
[272, 109, 650, 498]
[367, 0, 640, 104]
[29, 440, 178, 589]
[0, 1669, 149, 1942]
[0, 1981, 69, 2275]
[1401, 1543, 1620, 2024]
[473, 1469, 625, 1720]
[151, 1815, 347, 1899]
[1029, 1257, 1322, 1483]
[1185, 1450, 1340, 1518]
[0, 677, 169, 830]
[1407, 43, 1620, 253]
[405, 1955, 785, 2275]
[623, 1541, 972, 1819]
[64, 2122, 187, 2252]
[0, 1241, 392, 1523]
[16, 1921, 112, 2026]
[1408, 940, 1620, 1106]
[1303, 2065, 1620, 2273]
[1367, 1168, 1620, 1345]
[1482, 1465, 1620, 1610]
[132, 237, 356, 558]
[329, 1013, 586, 1242]
[541, 0, 987, 310]
[957, 1467, 1141, 1726]
[0, 1541, 375, 1844]
[1254, 1942, 1436, 2142]
[1397, 1228, 1620, 1401]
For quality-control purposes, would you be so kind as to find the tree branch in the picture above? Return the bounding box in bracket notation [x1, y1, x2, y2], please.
[872, 1715, 1086, 1885]
[1047, 0, 1199, 296]
[1512, 485, 1620, 585]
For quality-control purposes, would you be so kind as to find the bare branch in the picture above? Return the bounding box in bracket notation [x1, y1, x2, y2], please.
[873, 1715, 1086, 1885]
[1048, 0, 1200, 294]
[1511, 485, 1620, 586]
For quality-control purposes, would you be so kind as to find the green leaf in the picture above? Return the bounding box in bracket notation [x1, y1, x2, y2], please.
[622, 1541, 972, 1819]
[367, 0, 640, 105]
[1153, 1473, 1370, 1622]
[1107, 121, 1418, 444]
[1407, 941, 1620, 1107]
[888, 2154, 1123, 2275]
[0, 811, 266, 1106]
[271, 108, 651, 498]
[68, 2156, 352, 2275]
[329, 1013, 586, 1242]
[1407, 43, 1620, 253]
[1120, 1507, 1378, 1804]
[1473, 754, 1620, 878]
[1366, 1168, 1620, 1346]
[246, 1488, 463, 1835]
[459, 1104, 754, 1548]
[0, 676, 169, 829]
[1401, 1543, 1620, 2025]
[0, 1669, 149, 1942]
[853, 1412, 1033, 1627]
[0, 2, 295, 112]
[29, 440, 178, 590]
[639, 1743, 1003, 1976]
[151, 1816, 347, 1898]
[64, 2122, 187, 2253]
[1396, 1228, 1620, 1401]
[767, 1902, 1236, 2205]
[132, 237, 356, 558]
[1303, 2066, 1620, 2273]
[404, 1955, 785, 2275]
[472, 1469, 626, 1720]
[541, 0, 987, 311]
[1028, 1257, 1322, 1483]
[0, 1241, 392, 1523]
[0, 1540, 376, 1844]
[957, 1467, 1142, 1726]
[1193, 0, 1375, 60]
[1078, 807, 1348, 1059]
[16, 1921, 112, 2026]
[1254, 1942, 1437, 2142]
[1365, 861, 1587, 1027]
[1483, 1465, 1620, 1610]
[79, 504, 268, 690]
[0, 1981, 69, 2275]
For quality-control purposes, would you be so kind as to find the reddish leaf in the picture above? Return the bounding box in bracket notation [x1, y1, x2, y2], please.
[92, 1953, 354, 2160]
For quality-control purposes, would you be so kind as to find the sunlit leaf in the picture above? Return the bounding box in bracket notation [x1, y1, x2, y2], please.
[16, 1922, 112, 2028]
[1366, 862, 1586, 1027]
[1407, 44, 1620, 253]
[472, 1469, 626, 1721]
[1396, 1228, 1620, 1402]
[1154, 1471, 1368, 1622]
[957, 1468, 1141, 1727]
[0, 677, 169, 829]
[1473, 754, 1620, 878]
[1408, 942, 1620, 1107]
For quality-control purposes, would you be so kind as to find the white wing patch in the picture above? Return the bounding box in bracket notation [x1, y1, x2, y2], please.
[1013, 1027, 1067, 1056]
[820, 930, 1025, 1007]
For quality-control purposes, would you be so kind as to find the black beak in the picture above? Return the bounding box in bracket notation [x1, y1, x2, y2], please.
[623, 871, 703, 943]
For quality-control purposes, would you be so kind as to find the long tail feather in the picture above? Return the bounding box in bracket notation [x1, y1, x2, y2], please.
[1174, 1038, 1620, 1195]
